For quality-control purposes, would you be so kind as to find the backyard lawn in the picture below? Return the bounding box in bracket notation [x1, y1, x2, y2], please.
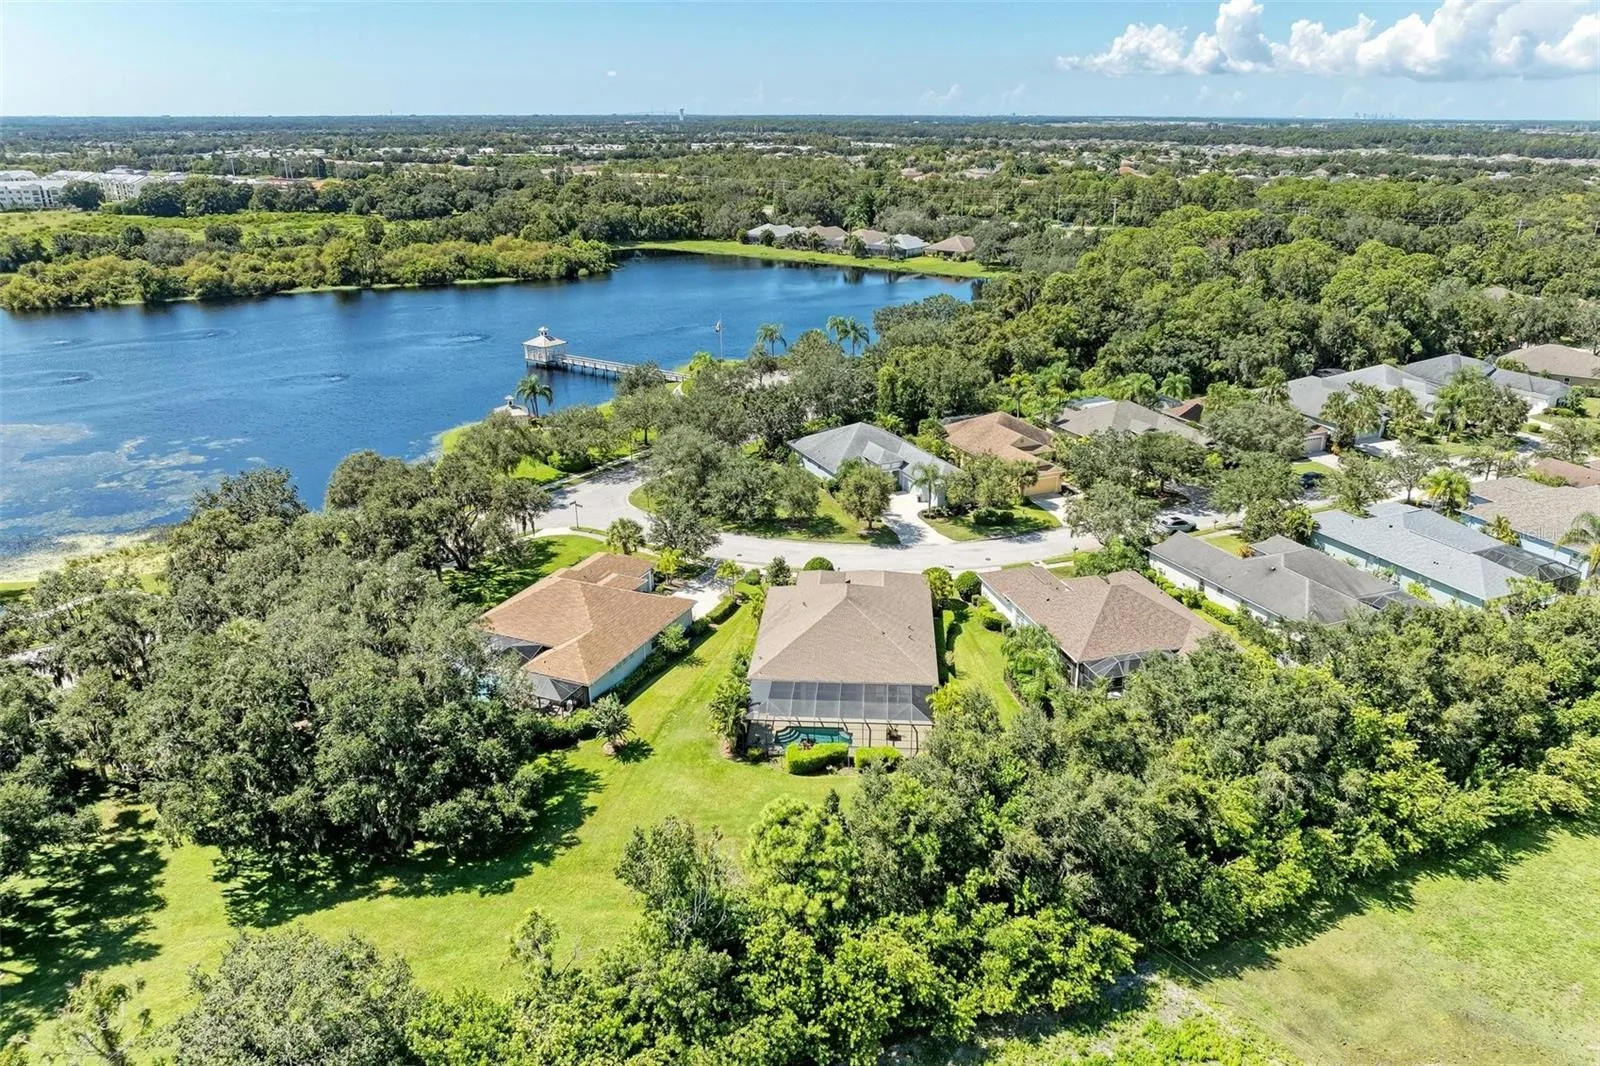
[923, 501, 1060, 542]
[624, 239, 997, 279]
[1170, 822, 1600, 1065]
[942, 606, 1025, 723]
[1, 605, 844, 1045]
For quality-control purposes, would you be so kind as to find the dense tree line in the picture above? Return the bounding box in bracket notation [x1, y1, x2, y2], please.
[17, 590, 1599, 1064]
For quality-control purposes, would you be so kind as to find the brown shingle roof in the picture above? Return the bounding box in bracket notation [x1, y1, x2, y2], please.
[944, 412, 1061, 471]
[983, 567, 1213, 663]
[1467, 477, 1600, 546]
[926, 234, 976, 254]
[1054, 400, 1210, 445]
[750, 570, 938, 686]
[481, 565, 689, 686]
[1506, 343, 1600, 379]
[1528, 458, 1600, 488]
[565, 552, 654, 588]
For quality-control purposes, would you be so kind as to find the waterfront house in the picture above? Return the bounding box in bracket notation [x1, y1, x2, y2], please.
[481, 553, 689, 709]
[941, 411, 1063, 495]
[746, 222, 799, 243]
[925, 234, 976, 258]
[980, 567, 1213, 689]
[1149, 533, 1413, 623]
[746, 570, 940, 755]
[1464, 476, 1600, 577]
[807, 225, 848, 248]
[1311, 502, 1579, 606]
[787, 422, 957, 506]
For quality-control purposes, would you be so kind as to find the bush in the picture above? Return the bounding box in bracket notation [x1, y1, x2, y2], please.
[803, 556, 834, 571]
[656, 622, 689, 656]
[852, 746, 902, 771]
[741, 568, 763, 586]
[745, 746, 766, 762]
[784, 742, 849, 775]
[975, 603, 1006, 631]
[954, 570, 982, 602]
[704, 592, 744, 625]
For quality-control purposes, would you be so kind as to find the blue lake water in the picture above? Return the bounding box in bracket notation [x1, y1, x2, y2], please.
[0, 253, 969, 555]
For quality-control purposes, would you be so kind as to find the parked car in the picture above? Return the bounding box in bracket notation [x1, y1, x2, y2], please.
[1155, 513, 1198, 534]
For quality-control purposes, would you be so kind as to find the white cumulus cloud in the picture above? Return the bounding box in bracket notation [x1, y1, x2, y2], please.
[1057, 0, 1598, 80]
[920, 83, 963, 106]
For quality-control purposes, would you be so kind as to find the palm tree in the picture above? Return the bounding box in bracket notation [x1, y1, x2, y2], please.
[605, 517, 644, 555]
[841, 317, 869, 354]
[1558, 510, 1600, 586]
[1485, 514, 1520, 546]
[1420, 467, 1470, 517]
[1384, 387, 1426, 441]
[515, 373, 554, 418]
[910, 462, 946, 509]
[1257, 367, 1289, 406]
[826, 315, 849, 347]
[754, 322, 787, 355]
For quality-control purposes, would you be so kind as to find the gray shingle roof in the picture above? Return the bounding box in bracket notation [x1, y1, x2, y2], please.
[750, 570, 939, 686]
[1313, 502, 1574, 603]
[787, 422, 957, 478]
[1149, 532, 1412, 623]
[1053, 400, 1210, 445]
[1505, 343, 1600, 380]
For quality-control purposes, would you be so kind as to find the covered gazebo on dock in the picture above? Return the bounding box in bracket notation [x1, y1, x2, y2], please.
[522, 326, 568, 366]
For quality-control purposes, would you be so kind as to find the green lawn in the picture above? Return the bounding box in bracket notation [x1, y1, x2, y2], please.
[1169, 822, 1600, 1065]
[924, 501, 1060, 542]
[1198, 528, 1249, 556]
[943, 607, 1025, 723]
[625, 239, 998, 279]
[1, 605, 844, 1046]
[0, 208, 368, 243]
[441, 533, 606, 608]
[438, 422, 565, 483]
[629, 484, 900, 547]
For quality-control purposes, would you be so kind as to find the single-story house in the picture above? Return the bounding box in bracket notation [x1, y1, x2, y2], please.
[481, 553, 690, 708]
[746, 570, 940, 755]
[787, 421, 958, 507]
[981, 567, 1213, 689]
[1286, 355, 1572, 445]
[746, 222, 799, 243]
[1164, 397, 1205, 424]
[925, 234, 976, 258]
[1312, 502, 1580, 607]
[1501, 343, 1600, 386]
[1053, 398, 1210, 447]
[850, 228, 889, 248]
[864, 233, 925, 258]
[808, 224, 849, 248]
[1149, 533, 1414, 624]
[1464, 476, 1600, 576]
[942, 411, 1064, 495]
[1526, 457, 1600, 488]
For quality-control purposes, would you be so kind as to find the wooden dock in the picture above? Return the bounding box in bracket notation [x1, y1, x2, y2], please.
[524, 350, 686, 382]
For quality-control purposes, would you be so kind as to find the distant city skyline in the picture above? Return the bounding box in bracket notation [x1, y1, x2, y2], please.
[3, 1, 1596, 120]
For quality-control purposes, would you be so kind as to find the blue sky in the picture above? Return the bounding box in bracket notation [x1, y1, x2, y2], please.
[3, 1, 1596, 119]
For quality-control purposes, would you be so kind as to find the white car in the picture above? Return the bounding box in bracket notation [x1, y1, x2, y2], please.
[1155, 514, 1198, 534]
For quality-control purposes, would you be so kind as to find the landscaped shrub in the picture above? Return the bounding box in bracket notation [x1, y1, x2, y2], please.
[656, 622, 689, 656]
[852, 746, 902, 771]
[745, 746, 766, 762]
[803, 556, 834, 571]
[974, 603, 1006, 631]
[704, 591, 744, 625]
[954, 570, 982, 602]
[785, 742, 848, 775]
[741, 568, 763, 586]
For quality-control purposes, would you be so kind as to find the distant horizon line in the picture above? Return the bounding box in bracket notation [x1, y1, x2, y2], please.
[5, 112, 1597, 126]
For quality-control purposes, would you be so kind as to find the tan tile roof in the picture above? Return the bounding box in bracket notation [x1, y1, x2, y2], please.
[1528, 458, 1600, 488]
[565, 552, 654, 587]
[983, 567, 1213, 663]
[481, 567, 689, 686]
[926, 234, 976, 254]
[1467, 477, 1600, 546]
[1054, 400, 1210, 445]
[1507, 343, 1600, 379]
[750, 570, 938, 686]
[944, 412, 1061, 472]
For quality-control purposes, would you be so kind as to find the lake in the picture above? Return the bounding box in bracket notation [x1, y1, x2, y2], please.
[0, 253, 970, 557]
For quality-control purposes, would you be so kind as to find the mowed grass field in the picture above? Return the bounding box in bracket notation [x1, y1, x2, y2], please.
[1, 561, 843, 1045]
[1170, 822, 1600, 1065]
[626, 239, 998, 279]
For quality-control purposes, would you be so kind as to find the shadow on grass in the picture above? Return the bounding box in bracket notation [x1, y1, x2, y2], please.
[443, 538, 570, 608]
[216, 756, 603, 927]
[1165, 817, 1600, 987]
[613, 738, 655, 764]
[0, 808, 165, 1041]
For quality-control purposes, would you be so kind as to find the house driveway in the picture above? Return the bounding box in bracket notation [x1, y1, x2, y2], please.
[882, 491, 952, 547]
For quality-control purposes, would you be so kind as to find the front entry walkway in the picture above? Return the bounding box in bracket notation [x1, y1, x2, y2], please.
[881, 491, 952, 546]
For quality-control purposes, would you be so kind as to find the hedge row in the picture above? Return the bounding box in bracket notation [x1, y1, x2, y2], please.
[785, 742, 849, 775]
[852, 746, 902, 771]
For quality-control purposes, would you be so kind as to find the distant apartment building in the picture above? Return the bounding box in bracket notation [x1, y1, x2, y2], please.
[0, 178, 67, 210]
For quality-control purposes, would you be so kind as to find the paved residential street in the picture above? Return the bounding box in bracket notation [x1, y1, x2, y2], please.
[544, 463, 1099, 572]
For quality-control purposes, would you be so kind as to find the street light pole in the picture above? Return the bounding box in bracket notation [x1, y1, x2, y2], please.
[572, 502, 581, 531]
